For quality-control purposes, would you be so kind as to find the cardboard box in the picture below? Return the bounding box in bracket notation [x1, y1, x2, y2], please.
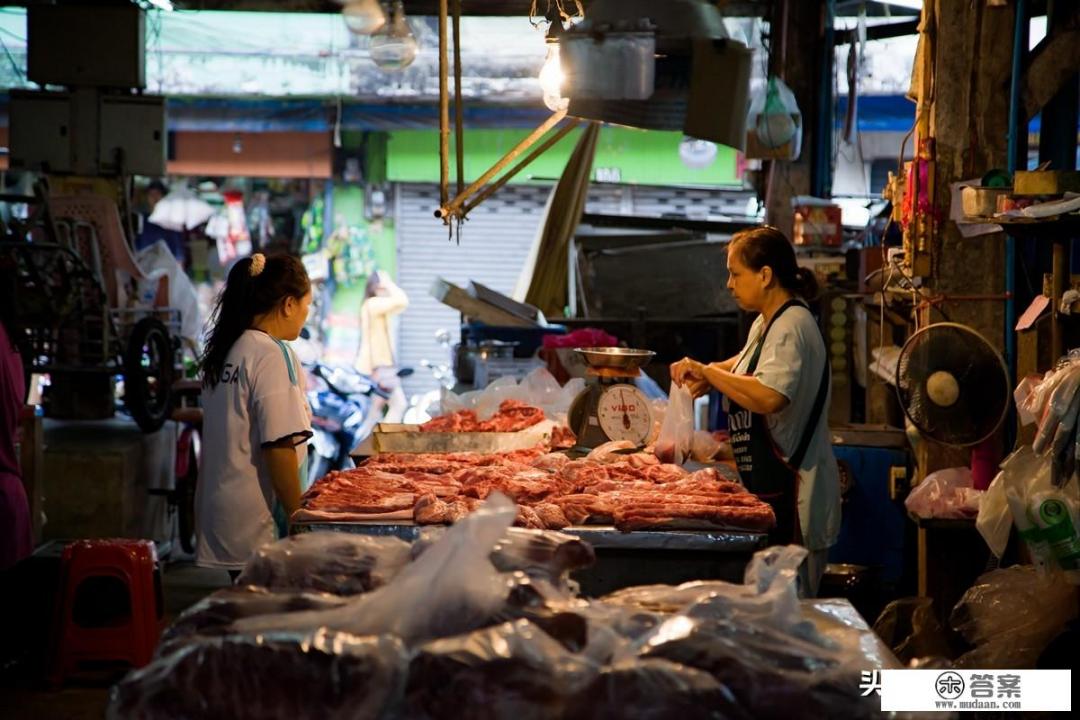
[1014, 170, 1080, 196]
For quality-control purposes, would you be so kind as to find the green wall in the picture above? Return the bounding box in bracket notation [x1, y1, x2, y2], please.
[387, 126, 741, 186]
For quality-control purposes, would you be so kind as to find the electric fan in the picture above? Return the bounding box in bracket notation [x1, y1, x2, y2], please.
[895, 323, 1010, 448]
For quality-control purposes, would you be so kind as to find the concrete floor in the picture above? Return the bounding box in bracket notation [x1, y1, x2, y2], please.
[0, 561, 231, 720]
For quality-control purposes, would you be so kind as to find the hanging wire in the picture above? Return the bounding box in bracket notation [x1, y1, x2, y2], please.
[528, 0, 584, 29]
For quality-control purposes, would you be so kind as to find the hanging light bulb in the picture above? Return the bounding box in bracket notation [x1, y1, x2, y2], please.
[341, 0, 386, 36]
[538, 41, 568, 112]
[370, 1, 419, 71]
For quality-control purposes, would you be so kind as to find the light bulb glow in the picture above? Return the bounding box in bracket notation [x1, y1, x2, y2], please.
[342, 0, 386, 36]
[370, 1, 418, 70]
[539, 43, 568, 112]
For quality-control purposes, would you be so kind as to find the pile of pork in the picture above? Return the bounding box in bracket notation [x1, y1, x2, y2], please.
[108, 498, 894, 720]
[297, 442, 774, 534]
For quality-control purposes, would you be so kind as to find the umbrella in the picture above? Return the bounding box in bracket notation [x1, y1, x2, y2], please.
[148, 189, 217, 232]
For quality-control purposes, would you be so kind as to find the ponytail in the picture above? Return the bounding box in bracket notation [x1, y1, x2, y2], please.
[792, 266, 820, 302]
[199, 253, 310, 388]
[729, 225, 819, 301]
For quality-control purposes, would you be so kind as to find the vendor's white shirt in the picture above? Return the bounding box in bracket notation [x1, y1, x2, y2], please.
[196, 330, 312, 569]
[732, 305, 841, 550]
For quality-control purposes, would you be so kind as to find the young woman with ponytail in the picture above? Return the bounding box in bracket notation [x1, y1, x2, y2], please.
[670, 226, 840, 597]
[195, 253, 313, 574]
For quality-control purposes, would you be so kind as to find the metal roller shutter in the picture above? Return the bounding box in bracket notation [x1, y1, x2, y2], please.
[395, 182, 552, 396]
[628, 185, 757, 219]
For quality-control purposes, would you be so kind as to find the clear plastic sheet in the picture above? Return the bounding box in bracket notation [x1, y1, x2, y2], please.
[441, 367, 586, 424]
[124, 506, 898, 720]
[600, 546, 889, 719]
[872, 597, 957, 666]
[157, 586, 348, 658]
[237, 531, 412, 596]
[232, 494, 517, 644]
[565, 658, 749, 720]
[399, 619, 597, 720]
[602, 545, 807, 627]
[108, 631, 408, 720]
[950, 565, 1079, 669]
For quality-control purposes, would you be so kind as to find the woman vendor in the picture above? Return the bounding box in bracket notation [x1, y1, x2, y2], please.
[671, 226, 840, 595]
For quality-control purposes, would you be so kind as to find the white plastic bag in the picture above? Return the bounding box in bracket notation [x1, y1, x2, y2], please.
[977, 467, 1012, 558]
[654, 384, 693, 464]
[904, 467, 982, 519]
[978, 446, 1080, 582]
[439, 367, 585, 423]
[233, 494, 517, 643]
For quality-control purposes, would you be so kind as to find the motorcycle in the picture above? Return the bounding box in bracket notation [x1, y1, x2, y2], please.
[305, 362, 412, 488]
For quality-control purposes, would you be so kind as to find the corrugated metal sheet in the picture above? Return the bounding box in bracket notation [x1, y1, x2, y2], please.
[395, 181, 757, 396]
[627, 185, 757, 219]
[395, 182, 551, 397]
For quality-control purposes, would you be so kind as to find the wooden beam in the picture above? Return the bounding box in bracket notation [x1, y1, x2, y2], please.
[1022, 5, 1080, 120]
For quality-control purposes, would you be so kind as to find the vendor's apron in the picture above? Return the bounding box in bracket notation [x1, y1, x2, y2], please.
[269, 337, 309, 537]
[727, 300, 829, 546]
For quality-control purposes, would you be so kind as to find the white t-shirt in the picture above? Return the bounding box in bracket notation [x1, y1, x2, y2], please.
[196, 330, 312, 569]
[731, 304, 841, 550]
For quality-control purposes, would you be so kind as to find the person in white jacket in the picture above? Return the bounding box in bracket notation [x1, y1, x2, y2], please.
[356, 270, 409, 422]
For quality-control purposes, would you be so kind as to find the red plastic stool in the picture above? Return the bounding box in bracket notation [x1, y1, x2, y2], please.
[50, 539, 163, 686]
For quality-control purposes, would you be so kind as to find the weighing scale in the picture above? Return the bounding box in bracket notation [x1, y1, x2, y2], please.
[567, 347, 656, 449]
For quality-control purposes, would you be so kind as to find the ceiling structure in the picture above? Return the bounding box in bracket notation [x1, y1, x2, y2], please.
[170, 0, 921, 19]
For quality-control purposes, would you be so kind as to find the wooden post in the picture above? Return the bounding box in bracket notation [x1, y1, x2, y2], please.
[914, 0, 1015, 480]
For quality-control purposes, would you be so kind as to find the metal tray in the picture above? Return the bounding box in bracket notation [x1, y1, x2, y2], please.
[292, 520, 767, 552]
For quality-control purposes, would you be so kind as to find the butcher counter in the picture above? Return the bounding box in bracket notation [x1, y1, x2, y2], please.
[291, 520, 768, 596]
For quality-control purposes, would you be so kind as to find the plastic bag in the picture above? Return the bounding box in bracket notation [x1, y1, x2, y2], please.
[135, 240, 202, 350]
[401, 619, 597, 720]
[566, 658, 743, 720]
[1032, 358, 1080, 454]
[983, 446, 1080, 580]
[977, 466, 1013, 558]
[654, 384, 693, 464]
[904, 467, 982, 520]
[747, 76, 803, 159]
[236, 532, 412, 596]
[157, 586, 348, 658]
[232, 494, 517, 644]
[412, 525, 595, 595]
[950, 565, 1079, 669]
[637, 610, 880, 720]
[440, 367, 585, 424]
[871, 597, 956, 665]
[108, 632, 408, 720]
[602, 546, 809, 631]
[689, 430, 723, 463]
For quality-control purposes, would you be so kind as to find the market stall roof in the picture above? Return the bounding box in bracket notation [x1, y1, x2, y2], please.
[172, 1, 921, 18]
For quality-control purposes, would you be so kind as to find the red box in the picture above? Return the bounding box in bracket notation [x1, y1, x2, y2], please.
[794, 204, 843, 247]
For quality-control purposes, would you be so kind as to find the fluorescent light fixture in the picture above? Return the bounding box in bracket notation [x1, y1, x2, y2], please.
[870, 0, 922, 9]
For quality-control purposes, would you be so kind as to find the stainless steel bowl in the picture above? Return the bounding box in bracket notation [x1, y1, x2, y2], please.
[573, 347, 656, 370]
